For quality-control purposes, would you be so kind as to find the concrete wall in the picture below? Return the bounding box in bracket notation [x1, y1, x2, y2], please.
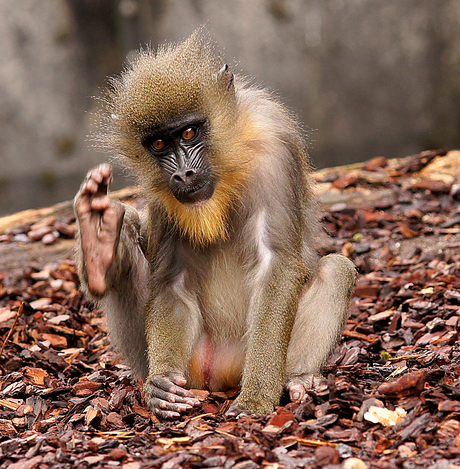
[0, 0, 459, 215]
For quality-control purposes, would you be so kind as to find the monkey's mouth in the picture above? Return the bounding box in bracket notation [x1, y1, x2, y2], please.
[174, 180, 215, 206]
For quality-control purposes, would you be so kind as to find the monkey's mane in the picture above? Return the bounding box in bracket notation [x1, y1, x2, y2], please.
[96, 31, 277, 246]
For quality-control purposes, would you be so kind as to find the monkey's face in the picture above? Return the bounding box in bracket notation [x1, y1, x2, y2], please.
[141, 115, 216, 206]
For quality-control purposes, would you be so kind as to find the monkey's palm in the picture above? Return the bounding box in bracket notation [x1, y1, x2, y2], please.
[74, 164, 125, 297]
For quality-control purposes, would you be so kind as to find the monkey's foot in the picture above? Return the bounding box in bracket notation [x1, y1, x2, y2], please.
[286, 375, 323, 403]
[75, 164, 125, 297]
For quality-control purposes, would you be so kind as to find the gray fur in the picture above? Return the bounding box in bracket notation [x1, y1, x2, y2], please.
[76, 33, 356, 416]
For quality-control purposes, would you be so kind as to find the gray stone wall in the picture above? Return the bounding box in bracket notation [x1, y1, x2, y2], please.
[0, 0, 459, 215]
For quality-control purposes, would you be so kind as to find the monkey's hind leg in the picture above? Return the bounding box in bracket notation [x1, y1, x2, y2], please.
[286, 253, 356, 402]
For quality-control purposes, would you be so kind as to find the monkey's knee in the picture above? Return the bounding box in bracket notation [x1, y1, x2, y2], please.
[286, 254, 355, 377]
[318, 253, 356, 292]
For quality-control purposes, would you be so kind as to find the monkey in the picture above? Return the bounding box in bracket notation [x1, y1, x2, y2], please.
[74, 31, 356, 419]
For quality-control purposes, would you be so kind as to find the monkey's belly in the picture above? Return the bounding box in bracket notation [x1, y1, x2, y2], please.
[187, 334, 244, 391]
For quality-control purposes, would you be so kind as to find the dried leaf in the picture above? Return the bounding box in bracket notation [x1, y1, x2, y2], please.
[397, 222, 419, 238]
[266, 408, 295, 428]
[107, 447, 127, 460]
[132, 403, 150, 419]
[364, 406, 407, 426]
[190, 389, 210, 400]
[0, 308, 16, 324]
[0, 398, 21, 411]
[8, 455, 43, 469]
[355, 285, 380, 299]
[332, 174, 358, 189]
[85, 406, 102, 425]
[343, 458, 369, 469]
[437, 419, 460, 441]
[363, 156, 388, 171]
[438, 400, 460, 412]
[105, 412, 125, 428]
[315, 445, 340, 465]
[0, 418, 17, 436]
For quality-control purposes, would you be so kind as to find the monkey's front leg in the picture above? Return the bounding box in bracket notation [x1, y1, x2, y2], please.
[144, 295, 201, 419]
[229, 263, 305, 416]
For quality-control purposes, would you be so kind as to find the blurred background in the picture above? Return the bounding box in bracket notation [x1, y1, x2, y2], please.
[1, 0, 459, 216]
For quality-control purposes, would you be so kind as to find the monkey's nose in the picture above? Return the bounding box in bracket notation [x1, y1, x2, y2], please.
[172, 168, 196, 185]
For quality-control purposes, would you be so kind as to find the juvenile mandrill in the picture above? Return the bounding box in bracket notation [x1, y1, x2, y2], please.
[75, 31, 356, 418]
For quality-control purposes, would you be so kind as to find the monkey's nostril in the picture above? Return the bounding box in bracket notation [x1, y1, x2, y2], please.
[173, 174, 187, 183]
[173, 169, 196, 185]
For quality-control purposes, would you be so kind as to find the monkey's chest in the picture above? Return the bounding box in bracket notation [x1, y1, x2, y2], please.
[196, 249, 251, 339]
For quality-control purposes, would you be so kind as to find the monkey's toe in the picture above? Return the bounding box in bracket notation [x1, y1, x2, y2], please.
[286, 375, 323, 403]
[289, 383, 306, 403]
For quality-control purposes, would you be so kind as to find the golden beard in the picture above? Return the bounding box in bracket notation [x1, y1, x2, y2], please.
[157, 169, 247, 246]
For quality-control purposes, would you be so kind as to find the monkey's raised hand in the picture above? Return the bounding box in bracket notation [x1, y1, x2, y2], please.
[144, 373, 200, 419]
[74, 164, 125, 297]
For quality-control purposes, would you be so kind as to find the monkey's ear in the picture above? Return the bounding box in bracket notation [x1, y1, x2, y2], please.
[217, 64, 234, 92]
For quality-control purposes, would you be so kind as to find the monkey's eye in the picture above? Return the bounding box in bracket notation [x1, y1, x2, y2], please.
[182, 127, 196, 141]
[152, 139, 165, 151]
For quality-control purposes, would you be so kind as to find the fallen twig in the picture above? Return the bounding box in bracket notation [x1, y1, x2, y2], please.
[0, 302, 24, 358]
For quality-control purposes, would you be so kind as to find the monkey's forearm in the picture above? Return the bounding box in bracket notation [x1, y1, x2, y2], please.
[107, 205, 145, 288]
[145, 294, 200, 376]
[234, 262, 306, 414]
[143, 294, 202, 417]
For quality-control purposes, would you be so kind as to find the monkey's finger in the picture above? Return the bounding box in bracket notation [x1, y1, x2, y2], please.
[79, 165, 111, 201]
[171, 378, 199, 400]
[172, 375, 187, 387]
[151, 374, 200, 406]
[153, 408, 181, 420]
[101, 201, 125, 227]
[74, 192, 92, 218]
[148, 397, 193, 418]
[286, 375, 322, 403]
[81, 178, 100, 196]
[226, 404, 250, 418]
[158, 398, 192, 413]
[95, 174, 112, 198]
[149, 386, 189, 404]
[152, 381, 199, 403]
[159, 376, 200, 404]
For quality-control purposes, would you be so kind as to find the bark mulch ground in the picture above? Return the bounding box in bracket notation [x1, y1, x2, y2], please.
[1, 149, 460, 469]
